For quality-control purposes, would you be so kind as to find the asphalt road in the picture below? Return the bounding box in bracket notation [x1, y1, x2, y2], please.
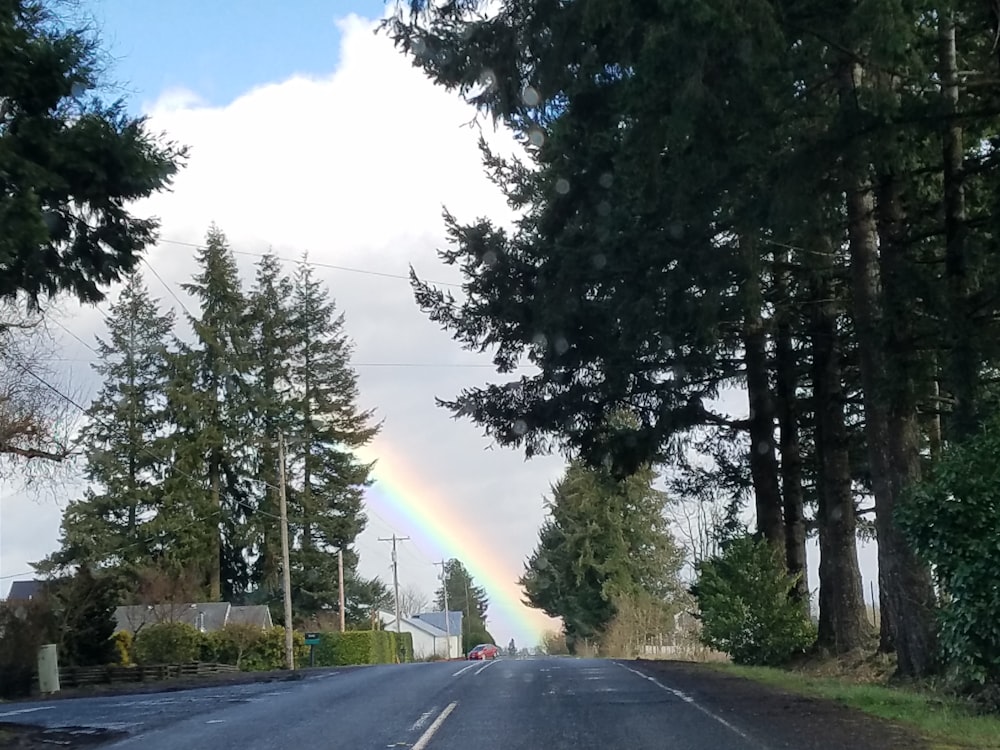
[0, 658, 836, 749]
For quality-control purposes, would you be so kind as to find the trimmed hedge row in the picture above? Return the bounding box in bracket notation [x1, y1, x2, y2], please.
[310, 630, 413, 667]
[129, 623, 413, 670]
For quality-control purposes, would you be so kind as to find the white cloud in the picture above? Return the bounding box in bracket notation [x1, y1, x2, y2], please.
[0, 11, 563, 646]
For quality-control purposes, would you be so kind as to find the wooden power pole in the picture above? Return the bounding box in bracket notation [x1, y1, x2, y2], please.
[378, 534, 409, 632]
[435, 560, 452, 659]
[338, 548, 346, 632]
[278, 434, 295, 671]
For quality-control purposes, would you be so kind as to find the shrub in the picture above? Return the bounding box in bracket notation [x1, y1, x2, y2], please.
[539, 630, 569, 655]
[0, 600, 57, 698]
[898, 418, 1000, 692]
[310, 630, 398, 666]
[112, 630, 134, 666]
[133, 622, 201, 665]
[694, 535, 815, 666]
[396, 631, 414, 663]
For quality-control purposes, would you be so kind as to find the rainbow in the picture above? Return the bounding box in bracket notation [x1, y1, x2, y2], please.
[355, 442, 558, 646]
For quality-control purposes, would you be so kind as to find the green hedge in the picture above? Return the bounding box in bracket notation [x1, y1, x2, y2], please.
[396, 631, 414, 664]
[309, 630, 413, 666]
[135, 623, 308, 671]
[134, 622, 202, 664]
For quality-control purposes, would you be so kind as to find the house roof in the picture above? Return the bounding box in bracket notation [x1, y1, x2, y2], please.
[114, 602, 234, 634]
[413, 610, 463, 635]
[5, 580, 44, 601]
[381, 612, 451, 638]
[228, 605, 273, 629]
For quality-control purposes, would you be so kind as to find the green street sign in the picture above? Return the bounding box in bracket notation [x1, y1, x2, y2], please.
[304, 632, 321, 646]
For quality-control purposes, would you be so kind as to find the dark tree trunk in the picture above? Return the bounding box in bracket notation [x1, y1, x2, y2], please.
[874, 160, 938, 677]
[774, 249, 807, 602]
[809, 244, 870, 653]
[741, 237, 785, 548]
[838, 59, 937, 677]
[940, 15, 976, 441]
[209, 456, 222, 601]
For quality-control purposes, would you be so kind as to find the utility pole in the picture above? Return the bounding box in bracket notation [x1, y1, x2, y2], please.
[378, 534, 408, 632]
[338, 548, 346, 632]
[278, 434, 295, 671]
[435, 560, 451, 659]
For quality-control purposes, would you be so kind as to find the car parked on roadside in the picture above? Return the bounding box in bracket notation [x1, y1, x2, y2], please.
[467, 643, 500, 660]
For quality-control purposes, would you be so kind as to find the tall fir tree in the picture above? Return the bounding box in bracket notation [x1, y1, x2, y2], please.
[246, 252, 296, 598]
[435, 558, 489, 626]
[170, 225, 255, 601]
[285, 259, 381, 616]
[44, 274, 175, 577]
[519, 463, 684, 651]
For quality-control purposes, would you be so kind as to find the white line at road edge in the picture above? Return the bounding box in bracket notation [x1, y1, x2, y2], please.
[412, 702, 458, 750]
[0, 707, 53, 718]
[452, 662, 478, 677]
[616, 664, 765, 748]
[474, 659, 498, 675]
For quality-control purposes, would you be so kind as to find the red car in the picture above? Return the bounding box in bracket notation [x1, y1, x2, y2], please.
[467, 643, 499, 660]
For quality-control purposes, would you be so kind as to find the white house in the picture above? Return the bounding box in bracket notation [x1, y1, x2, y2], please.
[379, 609, 462, 660]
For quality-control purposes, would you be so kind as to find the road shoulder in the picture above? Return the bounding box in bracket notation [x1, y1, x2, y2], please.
[626, 659, 929, 749]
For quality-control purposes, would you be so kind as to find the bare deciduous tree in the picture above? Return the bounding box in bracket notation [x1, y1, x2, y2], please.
[398, 584, 430, 617]
[0, 298, 78, 475]
[664, 494, 726, 574]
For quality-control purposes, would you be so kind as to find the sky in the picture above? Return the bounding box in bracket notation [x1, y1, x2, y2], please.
[0, 0, 880, 646]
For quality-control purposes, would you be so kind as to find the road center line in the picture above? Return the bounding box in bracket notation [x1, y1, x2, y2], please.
[452, 662, 478, 677]
[412, 701, 458, 750]
[410, 707, 437, 732]
[474, 659, 498, 675]
[616, 663, 764, 747]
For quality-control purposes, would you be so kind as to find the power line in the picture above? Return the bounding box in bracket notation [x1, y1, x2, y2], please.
[155, 237, 462, 289]
[40, 356, 527, 370]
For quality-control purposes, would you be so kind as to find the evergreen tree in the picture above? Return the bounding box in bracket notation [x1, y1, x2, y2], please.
[170, 225, 255, 601]
[520, 463, 684, 650]
[47, 567, 119, 667]
[45, 274, 174, 575]
[435, 559, 488, 623]
[285, 260, 380, 617]
[435, 559, 493, 645]
[246, 253, 295, 597]
[0, 0, 185, 304]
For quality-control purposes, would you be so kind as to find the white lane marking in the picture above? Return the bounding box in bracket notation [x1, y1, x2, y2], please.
[205, 720, 225, 724]
[0, 707, 53, 718]
[617, 664, 762, 746]
[474, 659, 498, 675]
[412, 701, 458, 750]
[451, 662, 478, 677]
[410, 707, 437, 732]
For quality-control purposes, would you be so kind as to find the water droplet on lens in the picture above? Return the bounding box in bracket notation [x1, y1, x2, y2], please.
[592, 254, 607, 269]
[599, 172, 613, 188]
[521, 85, 540, 107]
[555, 178, 570, 194]
[527, 126, 545, 147]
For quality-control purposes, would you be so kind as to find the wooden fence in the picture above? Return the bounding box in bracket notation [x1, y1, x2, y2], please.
[56, 662, 240, 688]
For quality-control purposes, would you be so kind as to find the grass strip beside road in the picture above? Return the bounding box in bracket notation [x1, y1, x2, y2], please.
[710, 663, 1000, 750]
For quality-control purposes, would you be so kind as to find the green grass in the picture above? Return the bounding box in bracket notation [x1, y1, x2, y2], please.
[711, 663, 1000, 749]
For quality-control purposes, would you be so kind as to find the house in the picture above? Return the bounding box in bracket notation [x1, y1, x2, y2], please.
[4, 580, 44, 601]
[414, 611, 462, 653]
[379, 609, 462, 660]
[113, 602, 273, 635]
